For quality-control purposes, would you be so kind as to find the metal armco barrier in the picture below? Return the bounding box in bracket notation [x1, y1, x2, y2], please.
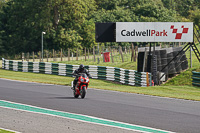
[192, 71, 200, 87]
[2, 58, 151, 87]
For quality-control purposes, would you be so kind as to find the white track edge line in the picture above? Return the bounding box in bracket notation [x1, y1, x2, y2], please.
[0, 127, 21, 133]
[0, 100, 175, 133]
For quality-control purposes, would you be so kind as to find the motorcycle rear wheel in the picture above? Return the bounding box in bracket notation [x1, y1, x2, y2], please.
[73, 90, 79, 98]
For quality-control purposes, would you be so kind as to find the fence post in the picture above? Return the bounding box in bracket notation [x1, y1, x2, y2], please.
[68, 48, 70, 61]
[53, 49, 55, 61]
[125, 46, 128, 62]
[79, 49, 81, 60]
[32, 52, 35, 62]
[134, 46, 137, 62]
[120, 46, 124, 62]
[61, 48, 63, 61]
[55, 51, 57, 61]
[39, 51, 41, 62]
[27, 52, 29, 61]
[46, 50, 48, 62]
[85, 47, 87, 61]
[131, 44, 135, 62]
[76, 48, 78, 61]
[102, 46, 104, 62]
[118, 47, 120, 61]
[109, 47, 114, 63]
[88, 48, 89, 60]
[22, 53, 24, 61]
[93, 46, 96, 62]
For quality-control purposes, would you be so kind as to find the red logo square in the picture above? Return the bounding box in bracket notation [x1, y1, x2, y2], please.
[175, 33, 182, 39]
[172, 29, 178, 33]
[182, 28, 188, 33]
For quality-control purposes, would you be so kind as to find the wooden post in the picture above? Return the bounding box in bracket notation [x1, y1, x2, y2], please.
[79, 50, 81, 60]
[68, 48, 70, 61]
[109, 47, 114, 63]
[131, 44, 135, 62]
[102, 46, 104, 62]
[88, 48, 89, 60]
[61, 48, 63, 61]
[46, 50, 48, 62]
[53, 49, 55, 61]
[120, 46, 124, 63]
[22, 53, 24, 61]
[76, 48, 78, 61]
[146, 72, 149, 87]
[93, 46, 96, 62]
[39, 51, 41, 62]
[85, 47, 86, 61]
[134, 46, 137, 62]
[121, 47, 123, 62]
[125, 46, 128, 62]
[32, 52, 35, 62]
[27, 52, 29, 61]
[55, 51, 57, 61]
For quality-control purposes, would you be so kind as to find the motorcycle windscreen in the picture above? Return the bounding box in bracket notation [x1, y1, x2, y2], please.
[81, 73, 88, 78]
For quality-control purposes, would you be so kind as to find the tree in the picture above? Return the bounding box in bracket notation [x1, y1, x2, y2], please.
[0, 0, 97, 56]
[48, 0, 97, 50]
[189, 9, 200, 28]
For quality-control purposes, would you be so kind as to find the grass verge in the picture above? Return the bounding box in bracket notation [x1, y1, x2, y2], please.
[0, 69, 200, 101]
[0, 128, 14, 133]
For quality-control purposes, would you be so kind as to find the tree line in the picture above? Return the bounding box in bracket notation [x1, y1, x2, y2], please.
[0, 0, 199, 57]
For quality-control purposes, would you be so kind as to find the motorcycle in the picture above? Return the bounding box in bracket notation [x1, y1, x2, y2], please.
[72, 73, 90, 99]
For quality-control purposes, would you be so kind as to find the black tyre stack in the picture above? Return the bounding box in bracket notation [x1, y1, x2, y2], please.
[155, 50, 162, 72]
[173, 51, 182, 73]
[160, 50, 168, 73]
[167, 52, 176, 74]
[137, 47, 188, 79]
[180, 52, 188, 70]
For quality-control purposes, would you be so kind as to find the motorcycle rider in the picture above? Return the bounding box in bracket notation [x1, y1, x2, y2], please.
[72, 64, 91, 90]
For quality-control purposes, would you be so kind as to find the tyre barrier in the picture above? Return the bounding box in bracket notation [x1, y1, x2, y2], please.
[138, 47, 188, 74]
[2, 58, 152, 87]
[192, 71, 200, 87]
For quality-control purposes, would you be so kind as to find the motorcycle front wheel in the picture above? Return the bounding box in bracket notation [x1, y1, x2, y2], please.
[80, 86, 86, 99]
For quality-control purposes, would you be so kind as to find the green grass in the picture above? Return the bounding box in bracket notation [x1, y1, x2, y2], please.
[1, 44, 200, 101]
[164, 46, 200, 86]
[0, 129, 14, 133]
[52, 52, 138, 70]
[0, 69, 200, 101]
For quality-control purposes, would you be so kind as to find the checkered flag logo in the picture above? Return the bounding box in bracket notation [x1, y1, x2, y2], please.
[170, 25, 189, 39]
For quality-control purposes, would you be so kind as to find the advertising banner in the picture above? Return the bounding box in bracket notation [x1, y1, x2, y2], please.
[116, 22, 193, 42]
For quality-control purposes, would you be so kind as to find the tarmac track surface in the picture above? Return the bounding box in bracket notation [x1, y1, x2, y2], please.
[0, 78, 200, 133]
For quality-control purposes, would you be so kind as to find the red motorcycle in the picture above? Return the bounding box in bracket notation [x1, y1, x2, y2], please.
[72, 73, 90, 99]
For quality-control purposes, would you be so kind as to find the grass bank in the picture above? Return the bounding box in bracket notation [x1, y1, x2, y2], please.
[0, 69, 200, 101]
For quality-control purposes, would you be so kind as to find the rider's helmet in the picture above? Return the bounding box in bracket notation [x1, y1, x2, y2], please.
[79, 64, 84, 71]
